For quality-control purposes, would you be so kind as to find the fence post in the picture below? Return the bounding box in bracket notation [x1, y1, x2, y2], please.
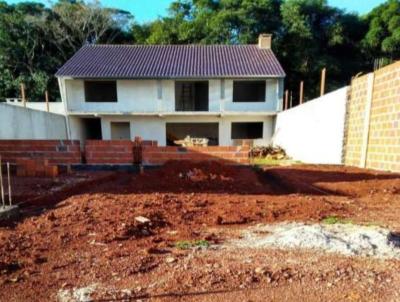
[299, 81, 304, 105]
[320, 68, 326, 96]
[45, 90, 50, 112]
[20, 83, 26, 107]
[284, 90, 289, 110]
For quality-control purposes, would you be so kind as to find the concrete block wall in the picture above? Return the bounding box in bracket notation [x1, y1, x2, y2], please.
[343, 61, 400, 173]
[0, 140, 81, 165]
[366, 62, 400, 172]
[142, 146, 250, 165]
[343, 75, 370, 167]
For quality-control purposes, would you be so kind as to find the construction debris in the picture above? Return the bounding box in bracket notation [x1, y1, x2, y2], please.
[250, 145, 289, 160]
[174, 136, 209, 147]
[230, 222, 400, 259]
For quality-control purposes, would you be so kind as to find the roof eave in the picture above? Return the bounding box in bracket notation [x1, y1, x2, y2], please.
[56, 74, 286, 80]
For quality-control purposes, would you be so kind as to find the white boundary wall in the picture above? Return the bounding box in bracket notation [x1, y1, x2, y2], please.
[0, 103, 67, 139]
[273, 87, 348, 164]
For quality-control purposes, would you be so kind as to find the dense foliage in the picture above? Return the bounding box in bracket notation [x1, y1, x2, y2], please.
[0, 0, 398, 103]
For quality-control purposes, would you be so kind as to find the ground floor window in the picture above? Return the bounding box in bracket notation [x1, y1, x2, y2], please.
[82, 118, 102, 140]
[111, 122, 130, 140]
[166, 123, 219, 146]
[231, 122, 263, 139]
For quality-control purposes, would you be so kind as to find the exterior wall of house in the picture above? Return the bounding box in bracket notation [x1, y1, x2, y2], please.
[68, 115, 275, 146]
[62, 78, 282, 113]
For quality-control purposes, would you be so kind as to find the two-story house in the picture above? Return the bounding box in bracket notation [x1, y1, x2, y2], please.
[56, 34, 285, 146]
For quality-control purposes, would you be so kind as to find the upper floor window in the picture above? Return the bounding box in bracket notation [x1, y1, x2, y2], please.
[84, 81, 117, 102]
[233, 81, 266, 102]
[175, 81, 209, 111]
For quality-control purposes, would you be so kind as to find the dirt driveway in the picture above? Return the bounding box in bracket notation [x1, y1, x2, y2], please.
[0, 162, 399, 301]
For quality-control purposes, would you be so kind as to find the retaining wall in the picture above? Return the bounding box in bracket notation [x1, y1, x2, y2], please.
[0, 140, 81, 165]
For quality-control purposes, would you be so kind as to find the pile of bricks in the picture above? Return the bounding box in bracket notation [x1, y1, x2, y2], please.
[16, 159, 59, 178]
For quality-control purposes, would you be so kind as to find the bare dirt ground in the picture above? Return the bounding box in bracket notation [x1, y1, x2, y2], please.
[0, 162, 400, 301]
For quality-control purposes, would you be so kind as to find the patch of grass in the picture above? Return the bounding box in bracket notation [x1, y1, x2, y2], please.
[175, 240, 210, 250]
[252, 158, 302, 166]
[322, 216, 353, 225]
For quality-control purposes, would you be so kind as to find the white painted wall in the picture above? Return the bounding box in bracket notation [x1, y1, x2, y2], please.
[5, 99, 65, 115]
[273, 87, 348, 164]
[69, 115, 275, 146]
[0, 103, 67, 139]
[62, 78, 283, 114]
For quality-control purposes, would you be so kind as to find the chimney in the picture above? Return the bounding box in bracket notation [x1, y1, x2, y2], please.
[258, 34, 272, 49]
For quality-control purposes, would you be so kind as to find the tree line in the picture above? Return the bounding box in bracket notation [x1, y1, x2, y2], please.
[0, 0, 399, 104]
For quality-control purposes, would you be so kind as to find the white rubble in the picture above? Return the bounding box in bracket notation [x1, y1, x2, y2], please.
[58, 284, 97, 302]
[229, 222, 400, 259]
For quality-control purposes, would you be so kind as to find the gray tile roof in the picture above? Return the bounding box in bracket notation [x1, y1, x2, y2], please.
[56, 44, 285, 78]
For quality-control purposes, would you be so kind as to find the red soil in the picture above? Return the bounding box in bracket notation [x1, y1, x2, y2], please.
[0, 162, 399, 301]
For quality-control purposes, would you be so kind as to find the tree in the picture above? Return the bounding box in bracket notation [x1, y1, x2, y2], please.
[279, 0, 367, 100]
[362, 0, 400, 63]
[142, 0, 368, 101]
[0, 0, 133, 101]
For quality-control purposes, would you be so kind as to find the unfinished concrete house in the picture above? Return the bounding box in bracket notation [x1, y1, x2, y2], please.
[55, 34, 285, 146]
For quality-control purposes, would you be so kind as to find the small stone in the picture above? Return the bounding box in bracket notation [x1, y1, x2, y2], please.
[165, 257, 176, 264]
[135, 216, 151, 224]
[254, 267, 265, 275]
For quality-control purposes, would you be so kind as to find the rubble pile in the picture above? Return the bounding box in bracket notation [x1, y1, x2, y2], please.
[250, 145, 289, 160]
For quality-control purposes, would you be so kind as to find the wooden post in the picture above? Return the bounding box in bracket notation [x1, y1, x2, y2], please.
[20, 83, 26, 107]
[284, 90, 289, 110]
[290, 91, 293, 108]
[320, 68, 326, 96]
[0, 157, 4, 209]
[45, 90, 50, 112]
[299, 81, 304, 105]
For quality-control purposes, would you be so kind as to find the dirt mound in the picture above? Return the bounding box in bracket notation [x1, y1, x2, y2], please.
[135, 161, 266, 193]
